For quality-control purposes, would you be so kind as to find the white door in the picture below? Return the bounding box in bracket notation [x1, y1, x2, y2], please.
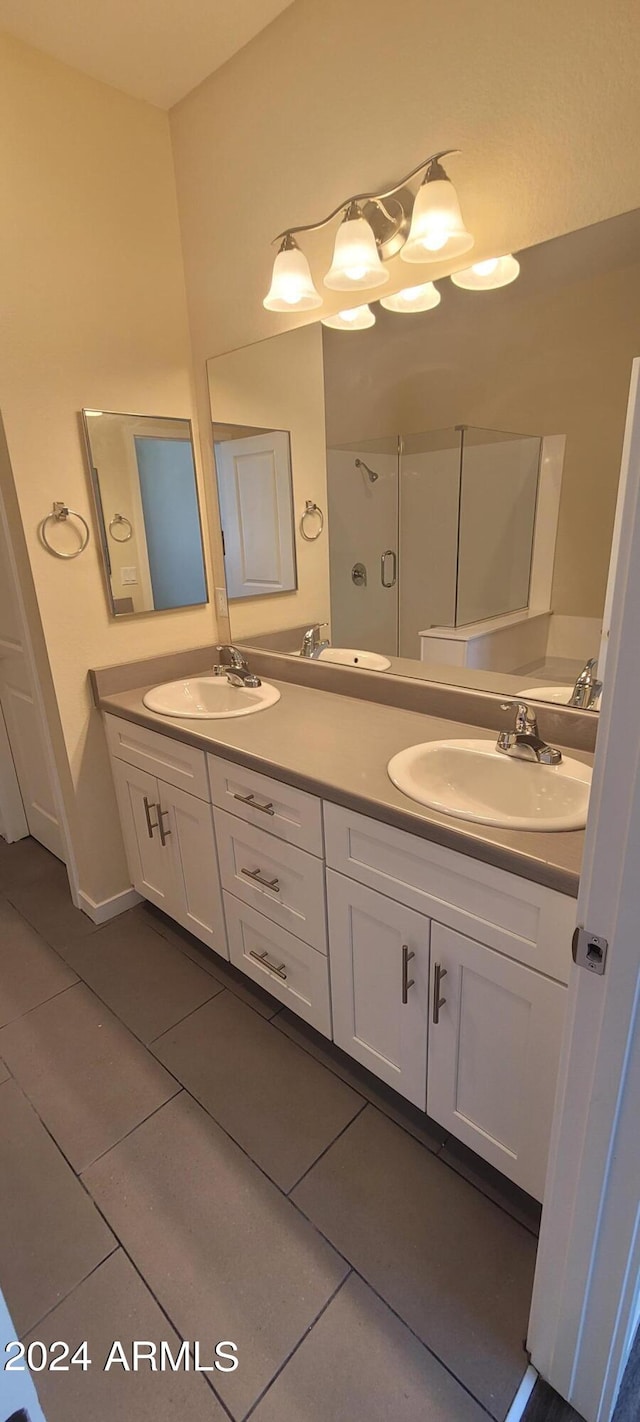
[528, 359, 640, 1420]
[214, 431, 296, 599]
[157, 781, 228, 959]
[427, 922, 566, 1201]
[0, 699, 28, 843]
[327, 870, 430, 1108]
[0, 498, 64, 858]
[110, 759, 174, 913]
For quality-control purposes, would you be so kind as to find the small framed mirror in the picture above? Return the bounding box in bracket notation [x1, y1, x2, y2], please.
[82, 409, 208, 617]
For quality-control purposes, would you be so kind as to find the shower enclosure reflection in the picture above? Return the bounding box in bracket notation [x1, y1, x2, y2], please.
[328, 427, 542, 662]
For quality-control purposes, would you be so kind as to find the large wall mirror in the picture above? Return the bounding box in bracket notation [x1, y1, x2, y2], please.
[82, 410, 208, 617]
[207, 207, 640, 710]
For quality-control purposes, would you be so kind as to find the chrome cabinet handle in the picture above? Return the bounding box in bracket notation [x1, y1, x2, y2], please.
[433, 963, 448, 1024]
[157, 805, 171, 846]
[249, 948, 287, 981]
[402, 945, 415, 1004]
[143, 795, 158, 839]
[381, 549, 397, 588]
[233, 792, 275, 816]
[241, 867, 281, 893]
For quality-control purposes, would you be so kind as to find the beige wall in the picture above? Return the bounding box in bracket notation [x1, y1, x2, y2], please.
[0, 33, 218, 905]
[207, 325, 329, 637]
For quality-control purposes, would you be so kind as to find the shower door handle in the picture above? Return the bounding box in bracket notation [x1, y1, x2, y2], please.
[381, 550, 397, 588]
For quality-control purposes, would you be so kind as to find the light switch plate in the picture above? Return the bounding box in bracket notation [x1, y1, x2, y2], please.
[215, 586, 228, 616]
[121, 567, 138, 585]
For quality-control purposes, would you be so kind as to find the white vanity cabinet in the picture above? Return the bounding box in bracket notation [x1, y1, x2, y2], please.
[324, 802, 576, 1200]
[427, 923, 567, 1200]
[104, 712, 579, 1201]
[327, 870, 430, 1108]
[105, 715, 227, 959]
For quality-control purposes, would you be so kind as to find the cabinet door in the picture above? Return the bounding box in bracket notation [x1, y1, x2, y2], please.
[157, 780, 228, 960]
[428, 922, 566, 1201]
[110, 758, 172, 913]
[327, 870, 430, 1109]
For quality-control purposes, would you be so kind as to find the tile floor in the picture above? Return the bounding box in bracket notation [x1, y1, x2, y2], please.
[0, 835, 543, 1422]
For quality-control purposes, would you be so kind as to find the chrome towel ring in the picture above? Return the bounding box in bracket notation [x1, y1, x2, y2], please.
[109, 512, 133, 543]
[40, 502, 90, 559]
[300, 500, 324, 542]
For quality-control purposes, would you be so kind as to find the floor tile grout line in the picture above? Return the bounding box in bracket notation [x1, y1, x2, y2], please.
[285, 1187, 504, 1422]
[148, 984, 229, 1046]
[270, 1014, 540, 1237]
[285, 1099, 369, 1196]
[240, 1271, 354, 1422]
[0, 977, 80, 1033]
[76, 1084, 183, 1174]
[17, 1245, 121, 1343]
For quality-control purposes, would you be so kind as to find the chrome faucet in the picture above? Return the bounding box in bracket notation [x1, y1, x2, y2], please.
[300, 623, 330, 659]
[568, 658, 602, 709]
[214, 645, 261, 688]
[496, 702, 562, 765]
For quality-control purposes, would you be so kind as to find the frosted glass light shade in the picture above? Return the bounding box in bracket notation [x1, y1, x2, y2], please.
[324, 211, 389, 291]
[402, 177, 473, 263]
[450, 254, 520, 290]
[263, 241, 322, 311]
[380, 281, 441, 313]
[321, 304, 376, 330]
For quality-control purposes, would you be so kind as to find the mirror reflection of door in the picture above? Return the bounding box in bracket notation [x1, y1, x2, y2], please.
[213, 426, 297, 600]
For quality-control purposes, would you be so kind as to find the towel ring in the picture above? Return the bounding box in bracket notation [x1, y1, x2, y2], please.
[109, 512, 133, 543]
[40, 502, 90, 560]
[300, 500, 324, 542]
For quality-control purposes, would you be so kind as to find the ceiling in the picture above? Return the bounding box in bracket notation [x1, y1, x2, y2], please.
[0, 0, 295, 108]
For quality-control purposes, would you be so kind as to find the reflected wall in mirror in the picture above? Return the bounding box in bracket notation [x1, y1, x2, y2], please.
[213, 422, 297, 600]
[207, 208, 640, 709]
[82, 410, 208, 617]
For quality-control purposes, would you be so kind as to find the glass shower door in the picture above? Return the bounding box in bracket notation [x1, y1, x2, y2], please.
[326, 436, 400, 657]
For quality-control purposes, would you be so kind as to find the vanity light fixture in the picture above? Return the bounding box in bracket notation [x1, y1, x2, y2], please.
[263, 234, 322, 311]
[401, 156, 473, 263]
[321, 304, 376, 331]
[380, 281, 441, 313]
[451, 254, 520, 290]
[263, 150, 471, 310]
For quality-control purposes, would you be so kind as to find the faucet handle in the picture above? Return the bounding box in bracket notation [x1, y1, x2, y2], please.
[501, 700, 538, 734]
[216, 644, 246, 669]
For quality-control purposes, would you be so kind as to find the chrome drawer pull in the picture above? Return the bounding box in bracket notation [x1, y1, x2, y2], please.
[157, 805, 171, 846]
[241, 867, 281, 893]
[233, 791, 275, 816]
[143, 795, 158, 839]
[433, 963, 448, 1024]
[249, 948, 287, 981]
[402, 945, 415, 1004]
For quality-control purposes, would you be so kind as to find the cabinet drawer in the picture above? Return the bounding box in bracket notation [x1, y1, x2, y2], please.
[104, 713, 209, 801]
[215, 808, 327, 952]
[224, 893, 331, 1036]
[324, 801, 574, 981]
[208, 753, 323, 856]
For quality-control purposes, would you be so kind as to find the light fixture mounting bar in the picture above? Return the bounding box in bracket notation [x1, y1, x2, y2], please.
[271, 148, 460, 246]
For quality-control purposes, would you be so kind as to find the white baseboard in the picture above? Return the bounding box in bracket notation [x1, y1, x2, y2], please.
[77, 885, 142, 924]
[505, 1364, 538, 1422]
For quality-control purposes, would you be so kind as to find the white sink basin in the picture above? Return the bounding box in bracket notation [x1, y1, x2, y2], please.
[521, 685, 601, 710]
[316, 647, 392, 671]
[388, 738, 591, 831]
[143, 676, 281, 719]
